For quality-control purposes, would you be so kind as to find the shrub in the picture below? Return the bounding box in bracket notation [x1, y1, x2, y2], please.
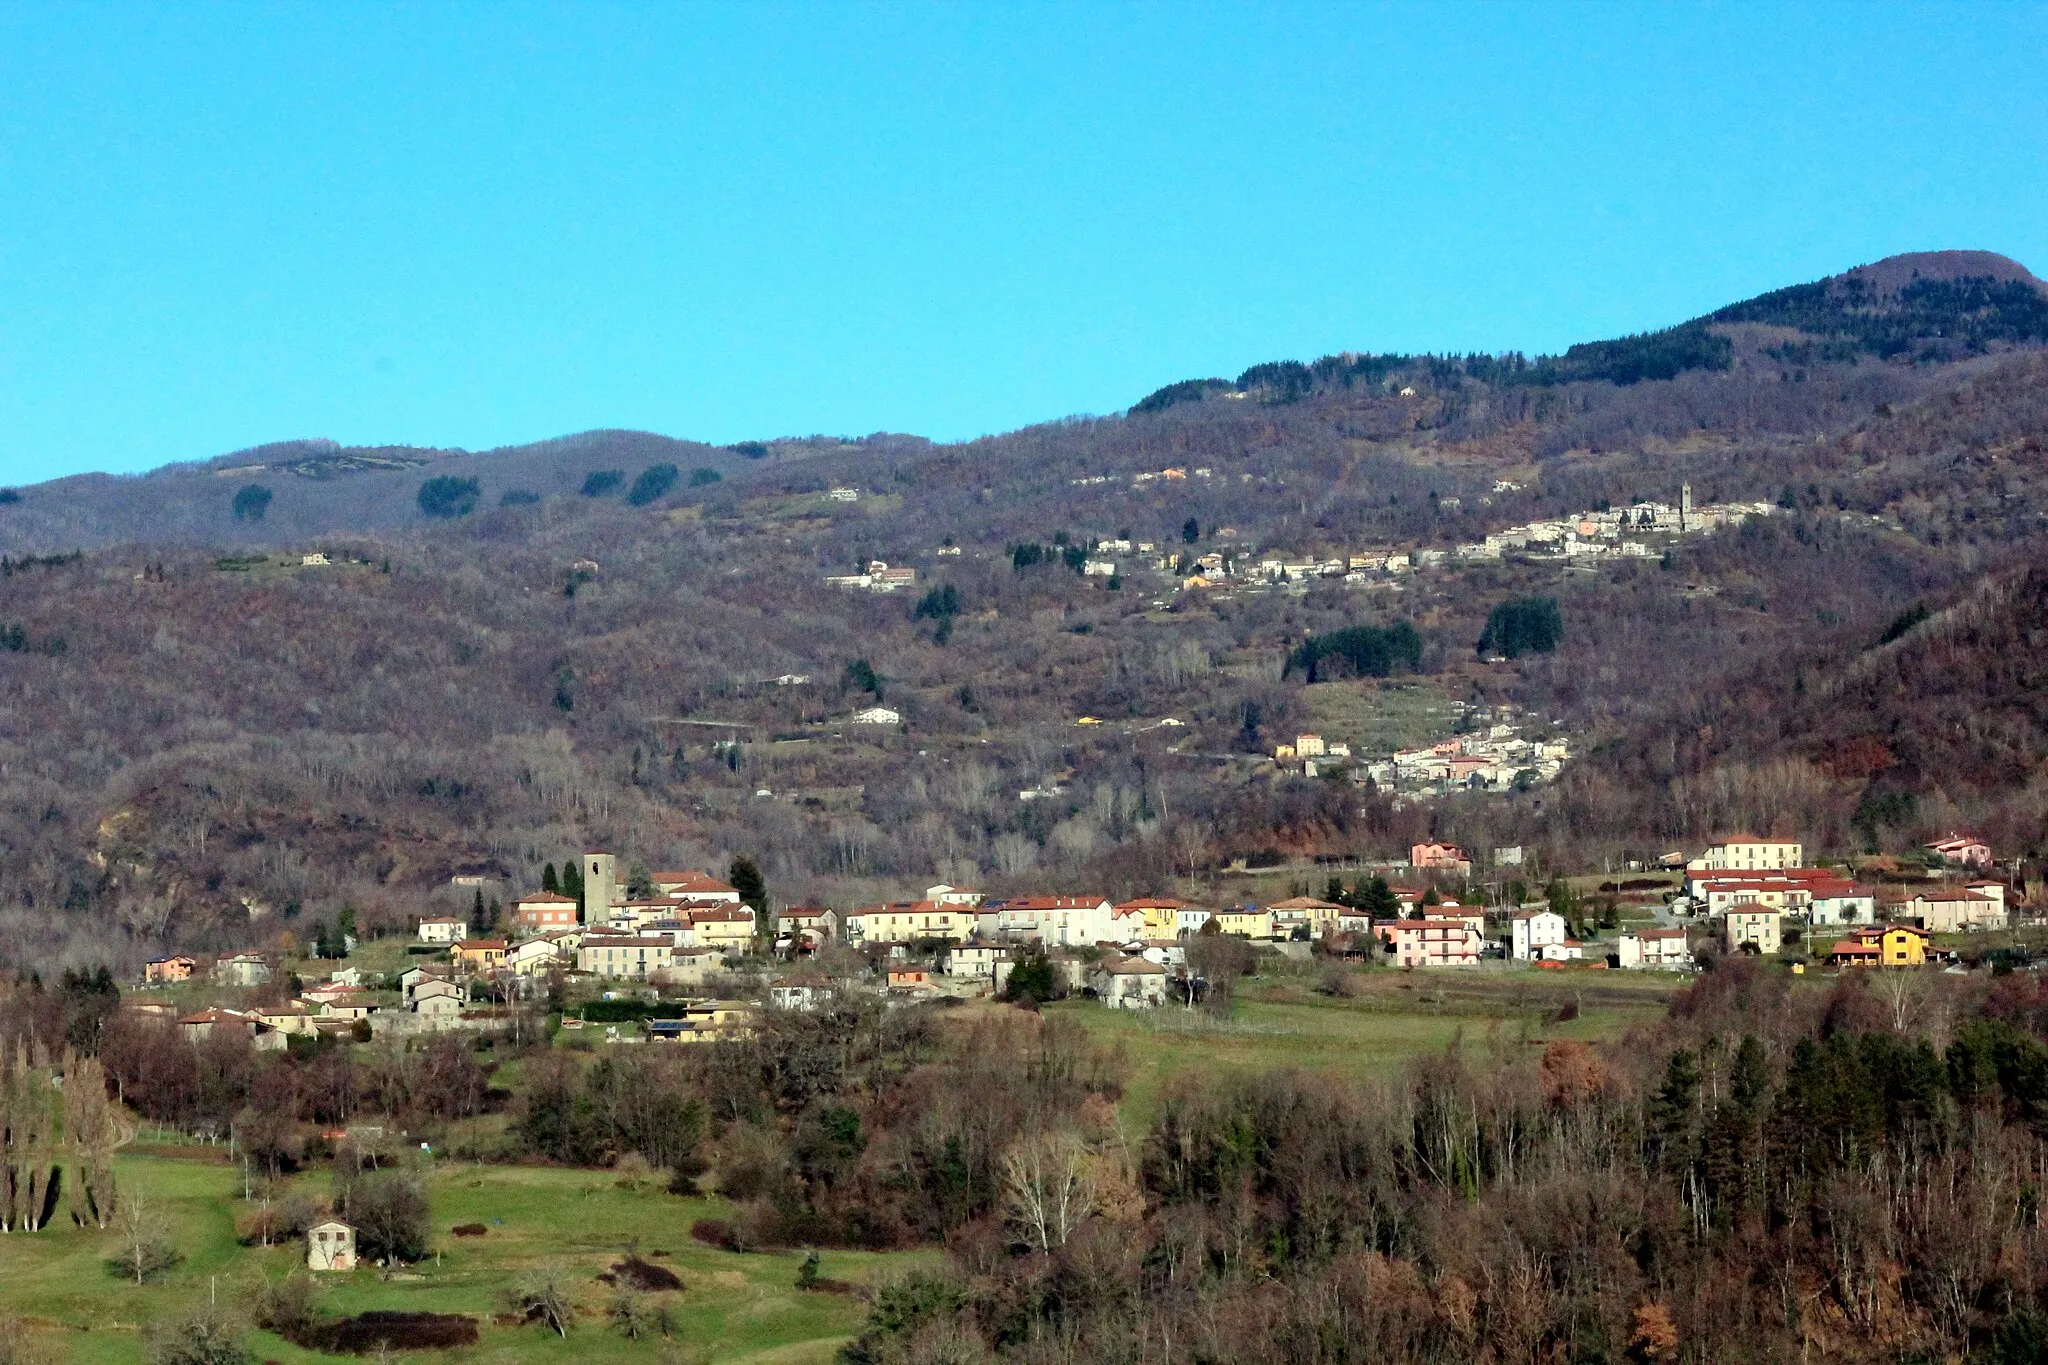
[416, 476, 481, 519]
[688, 467, 721, 486]
[499, 489, 540, 507]
[143, 1302, 250, 1365]
[294, 1312, 480, 1353]
[580, 470, 624, 497]
[614, 1255, 684, 1291]
[252, 1272, 321, 1338]
[627, 464, 680, 506]
[606, 1285, 675, 1340]
[450, 1222, 487, 1237]
[507, 1273, 575, 1337]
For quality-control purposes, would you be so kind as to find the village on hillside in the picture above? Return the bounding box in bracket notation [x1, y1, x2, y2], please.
[135, 828, 2034, 1045]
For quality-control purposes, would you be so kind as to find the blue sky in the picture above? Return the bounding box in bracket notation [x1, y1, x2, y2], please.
[2, 2, 2044, 483]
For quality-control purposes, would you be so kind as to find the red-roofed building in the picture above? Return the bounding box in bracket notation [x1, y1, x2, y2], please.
[513, 891, 580, 933]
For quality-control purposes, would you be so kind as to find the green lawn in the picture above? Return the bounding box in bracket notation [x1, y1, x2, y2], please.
[1, 1155, 925, 1364]
[1298, 678, 1456, 757]
[1052, 965, 1680, 1126]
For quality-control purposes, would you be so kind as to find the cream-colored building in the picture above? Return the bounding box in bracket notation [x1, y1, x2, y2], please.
[1722, 903, 1782, 955]
[577, 936, 675, 980]
[1692, 837, 1803, 873]
[848, 900, 978, 944]
[308, 1220, 357, 1271]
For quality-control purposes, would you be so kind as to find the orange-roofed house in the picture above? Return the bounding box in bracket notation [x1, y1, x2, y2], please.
[1830, 924, 1928, 968]
[512, 891, 580, 933]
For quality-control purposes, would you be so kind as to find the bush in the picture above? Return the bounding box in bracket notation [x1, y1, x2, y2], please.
[293, 1312, 480, 1353]
[416, 477, 481, 519]
[143, 1302, 251, 1365]
[580, 470, 624, 497]
[613, 1255, 684, 1291]
[450, 1222, 487, 1237]
[231, 484, 272, 522]
[252, 1272, 321, 1338]
[688, 467, 721, 486]
[507, 1273, 575, 1337]
[627, 464, 680, 506]
[499, 488, 541, 507]
[606, 1285, 675, 1340]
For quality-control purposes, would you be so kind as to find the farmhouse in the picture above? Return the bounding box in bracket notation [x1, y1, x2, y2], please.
[307, 1220, 357, 1271]
[145, 955, 197, 985]
[1926, 833, 1992, 869]
[1090, 955, 1168, 1008]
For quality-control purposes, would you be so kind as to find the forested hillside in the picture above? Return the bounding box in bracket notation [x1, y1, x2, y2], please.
[0, 250, 2045, 971]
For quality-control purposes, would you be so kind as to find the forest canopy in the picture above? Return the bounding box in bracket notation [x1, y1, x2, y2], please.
[415, 476, 480, 519]
[1478, 596, 1563, 658]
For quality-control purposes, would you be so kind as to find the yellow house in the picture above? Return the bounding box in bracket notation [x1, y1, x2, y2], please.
[1116, 897, 1187, 938]
[1830, 924, 1928, 969]
[690, 908, 758, 951]
[452, 939, 508, 974]
[1213, 908, 1274, 939]
[1267, 897, 1345, 936]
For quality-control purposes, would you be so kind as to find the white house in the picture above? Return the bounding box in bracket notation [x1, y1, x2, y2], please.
[1511, 910, 1568, 962]
[1690, 837, 1803, 873]
[1616, 928, 1693, 970]
[1807, 881, 1877, 926]
[852, 707, 902, 725]
[989, 896, 1118, 946]
[942, 943, 1006, 980]
[417, 917, 466, 944]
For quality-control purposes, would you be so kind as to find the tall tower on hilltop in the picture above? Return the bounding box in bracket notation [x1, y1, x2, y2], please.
[583, 851, 616, 925]
[1680, 483, 1693, 532]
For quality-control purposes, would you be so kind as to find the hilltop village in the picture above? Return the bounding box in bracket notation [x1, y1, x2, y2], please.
[135, 829, 2031, 1043]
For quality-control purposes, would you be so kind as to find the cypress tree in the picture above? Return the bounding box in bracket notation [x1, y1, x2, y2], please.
[542, 862, 559, 894]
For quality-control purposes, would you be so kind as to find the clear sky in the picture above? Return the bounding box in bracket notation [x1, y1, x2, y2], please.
[2, 2, 2045, 483]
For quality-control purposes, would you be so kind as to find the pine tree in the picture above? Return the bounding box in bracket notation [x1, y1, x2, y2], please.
[541, 862, 559, 894]
[729, 856, 767, 916]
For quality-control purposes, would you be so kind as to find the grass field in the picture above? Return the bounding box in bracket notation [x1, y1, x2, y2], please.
[1299, 678, 1456, 757]
[1052, 963, 1682, 1125]
[0, 1155, 925, 1365]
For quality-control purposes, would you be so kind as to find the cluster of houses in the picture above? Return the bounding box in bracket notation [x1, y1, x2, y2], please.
[823, 560, 918, 593]
[1170, 486, 1774, 594]
[1361, 722, 1570, 793]
[1673, 834, 2014, 952]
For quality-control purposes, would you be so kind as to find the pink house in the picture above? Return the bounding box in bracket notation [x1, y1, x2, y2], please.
[1926, 833, 1992, 869]
[1410, 842, 1472, 873]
